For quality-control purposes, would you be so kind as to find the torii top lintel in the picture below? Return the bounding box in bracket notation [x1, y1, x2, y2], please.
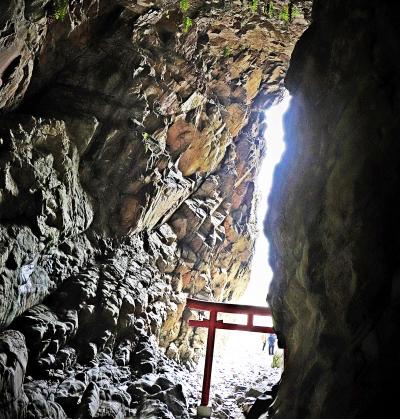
[186, 298, 274, 335]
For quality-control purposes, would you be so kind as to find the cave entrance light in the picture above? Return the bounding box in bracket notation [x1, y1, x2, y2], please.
[223, 93, 291, 339]
[194, 94, 291, 416]
[242, 93, 291, 307]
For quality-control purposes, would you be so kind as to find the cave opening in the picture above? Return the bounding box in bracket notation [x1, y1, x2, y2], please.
[193, 95, 292, 418]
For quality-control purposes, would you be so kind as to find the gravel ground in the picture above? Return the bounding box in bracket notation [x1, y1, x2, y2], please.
[185, 330, 283, 418]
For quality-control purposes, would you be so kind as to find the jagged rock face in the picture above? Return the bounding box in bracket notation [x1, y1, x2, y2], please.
[0, 0, 310, 417]
[266, 1, 400, 418]
[0, 117, 94, 329]
[0, 330, 28, 418]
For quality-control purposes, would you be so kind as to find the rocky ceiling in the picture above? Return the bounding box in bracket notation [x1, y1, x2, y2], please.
[0, 1, 311, 417]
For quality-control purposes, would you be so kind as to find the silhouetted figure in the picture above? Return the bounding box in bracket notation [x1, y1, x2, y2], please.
[268, 334, 276, 355]
[262, 334, 267, 351]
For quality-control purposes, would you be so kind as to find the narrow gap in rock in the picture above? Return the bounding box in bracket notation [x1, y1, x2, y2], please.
[195, 95, 292, 418]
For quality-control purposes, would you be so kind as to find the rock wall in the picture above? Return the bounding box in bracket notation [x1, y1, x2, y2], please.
[266, 1, 400, 417]
[0, 0, 309, 417]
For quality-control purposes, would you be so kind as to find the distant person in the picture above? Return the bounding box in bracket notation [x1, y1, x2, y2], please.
[268, 333, 276, 355]
[262, 334, 267, 351]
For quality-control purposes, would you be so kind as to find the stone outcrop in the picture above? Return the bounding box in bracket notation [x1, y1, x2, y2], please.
[0, 116, 93, 329]
[0, 0, 311, 416]
[0, 330, 28, 418]
[266, 1, 400, 418]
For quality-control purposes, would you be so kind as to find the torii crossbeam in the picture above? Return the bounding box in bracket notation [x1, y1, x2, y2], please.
[186, 298, 276, 417]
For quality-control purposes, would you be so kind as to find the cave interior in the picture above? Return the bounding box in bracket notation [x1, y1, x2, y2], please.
[1, 0, 400, 418]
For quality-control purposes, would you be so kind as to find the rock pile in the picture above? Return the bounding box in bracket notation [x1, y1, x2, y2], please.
[22, 332, 197, 418]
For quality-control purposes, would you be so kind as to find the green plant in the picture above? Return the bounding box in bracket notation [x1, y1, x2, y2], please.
[250, 0, 259, 13]
[183, 16, 193, 33]
[180, 0, 192, 33]
[180, 0, 190, 13]
[291, 5, 301, 18]
[53, 0, 68, 21]
[279, 4, 289, 22]
[271, 352, 283, 368]
[267, 1, 275, 18]
[223, 46, 232, 57]
[142, 132, 153, 155]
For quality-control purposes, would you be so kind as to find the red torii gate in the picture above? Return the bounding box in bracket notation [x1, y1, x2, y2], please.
[186, 298, 276, 417]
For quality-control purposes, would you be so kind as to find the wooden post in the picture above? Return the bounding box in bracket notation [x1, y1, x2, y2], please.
[201, 310, 217, 407]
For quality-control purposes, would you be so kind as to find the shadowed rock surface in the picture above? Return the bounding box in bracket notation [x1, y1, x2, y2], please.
[266, 0, 400, 418]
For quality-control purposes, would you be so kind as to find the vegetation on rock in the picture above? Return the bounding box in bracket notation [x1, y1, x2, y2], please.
[53, 0, 68, 21]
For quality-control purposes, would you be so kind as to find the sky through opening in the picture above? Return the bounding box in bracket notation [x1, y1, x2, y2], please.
[239, 94, 291, 309]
